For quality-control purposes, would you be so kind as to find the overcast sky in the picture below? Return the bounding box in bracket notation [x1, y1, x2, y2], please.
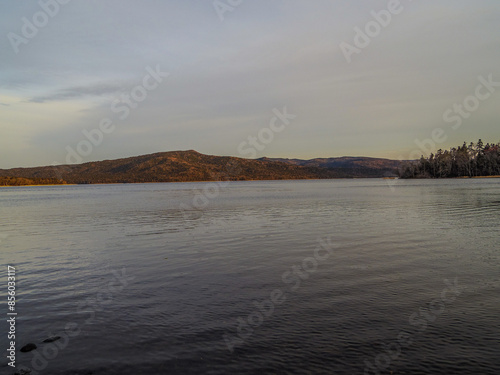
[1, 0, 499, 168]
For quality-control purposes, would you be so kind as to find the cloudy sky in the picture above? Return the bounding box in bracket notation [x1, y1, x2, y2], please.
[1, 0, 499, 168]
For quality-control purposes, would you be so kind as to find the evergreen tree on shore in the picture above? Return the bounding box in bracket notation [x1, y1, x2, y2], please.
[400, 140, 500, 178]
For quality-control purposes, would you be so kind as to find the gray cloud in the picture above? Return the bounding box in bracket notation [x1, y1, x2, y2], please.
[28, 82, 126, 103]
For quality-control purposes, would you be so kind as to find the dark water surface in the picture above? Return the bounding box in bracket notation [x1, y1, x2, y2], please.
[1, 179, 499, 374]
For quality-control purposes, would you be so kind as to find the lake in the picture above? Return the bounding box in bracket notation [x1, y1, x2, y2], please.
[1, 179, 499, 374]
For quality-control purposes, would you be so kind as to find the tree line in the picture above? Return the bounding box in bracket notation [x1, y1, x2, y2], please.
[0, 177, 67, 186]
[400, 140, 500, 178]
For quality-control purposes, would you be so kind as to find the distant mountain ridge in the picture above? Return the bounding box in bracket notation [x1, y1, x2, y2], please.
[0, 150, 402, 185]
[260, 156, 401, 170]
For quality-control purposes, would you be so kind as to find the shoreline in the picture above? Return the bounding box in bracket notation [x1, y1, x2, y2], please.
[0, 184, 76, 188]
[1, 175, 499, 187]
[469, 175, 500, 179]
[0, 178, 380, 187]
[402, 175, 500, 180]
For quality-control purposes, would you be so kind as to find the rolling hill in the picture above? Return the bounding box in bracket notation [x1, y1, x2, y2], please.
[0, 150, 402, 185]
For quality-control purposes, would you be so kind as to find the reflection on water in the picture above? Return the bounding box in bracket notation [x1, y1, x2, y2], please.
[0, 179, 499, 374]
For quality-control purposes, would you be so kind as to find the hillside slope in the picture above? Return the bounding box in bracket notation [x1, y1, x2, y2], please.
[0, 151, 402, 184]
[260, 156, 401, 178]
[0, 150, 323, 184]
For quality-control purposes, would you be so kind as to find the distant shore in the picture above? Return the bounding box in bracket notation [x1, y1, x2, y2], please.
[0, 184, 75, 187]
[404, 175, 500, 180]
[1, 175, 499, 187]
[469, 175, 500, 179]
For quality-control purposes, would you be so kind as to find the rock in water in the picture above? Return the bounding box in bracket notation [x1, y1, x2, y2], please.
[43, 336, 61, 343]
[20, 343, 37, 352]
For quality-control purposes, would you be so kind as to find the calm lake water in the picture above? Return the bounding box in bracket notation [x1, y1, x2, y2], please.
[1, 179, 499, 375]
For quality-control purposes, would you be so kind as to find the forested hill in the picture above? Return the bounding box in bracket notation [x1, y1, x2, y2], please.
[0, 150, 401, 185]
[3, 142, 497, 186]
[400, 140, 500, 178]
